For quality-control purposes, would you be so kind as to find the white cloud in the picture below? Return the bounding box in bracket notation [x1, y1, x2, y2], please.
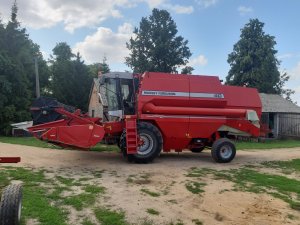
[195, 0, 218, 8]
[1, 0, 133, 33]
[144, 0, 194, 14]
[73, 23, 133, 64]
[164, 4, 194, 14]
[0, 0, 194, 33]
[144, 0, 166, 8]
[189, 55, 208, 66]
[238, 6, 253, 16]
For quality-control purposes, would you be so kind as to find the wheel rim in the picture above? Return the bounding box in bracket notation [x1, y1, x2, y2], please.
[220, 145, 232, 159]
[18, 199, 22, 222]
[138, 133, 154, 155]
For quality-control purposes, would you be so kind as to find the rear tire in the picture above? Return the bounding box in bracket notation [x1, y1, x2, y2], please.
[211, 138, 236, 163]
[127, 122, 163, 163]
[0, 184, 22, 225]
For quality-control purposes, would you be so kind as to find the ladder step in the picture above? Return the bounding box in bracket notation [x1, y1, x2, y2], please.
[127, 135, 136, 138]
[125, 118, 138, 154]
[127, 145, 137, 148]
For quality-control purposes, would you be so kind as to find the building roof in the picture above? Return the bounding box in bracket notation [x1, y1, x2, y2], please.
[260, 93, 300, 113]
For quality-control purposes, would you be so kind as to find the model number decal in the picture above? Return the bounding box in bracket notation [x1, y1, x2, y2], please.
[142, 91, 224, 99]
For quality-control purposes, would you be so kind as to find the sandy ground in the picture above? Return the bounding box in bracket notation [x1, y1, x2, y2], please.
[1, 142, 300, 225]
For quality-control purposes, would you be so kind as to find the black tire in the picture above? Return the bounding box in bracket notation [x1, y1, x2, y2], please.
[190, 147, 205, 153]
[211, 138, 236, 163]
[0, 184, 22, 225]
[119, 131, 128, 158]
[127, 122, 163, 163]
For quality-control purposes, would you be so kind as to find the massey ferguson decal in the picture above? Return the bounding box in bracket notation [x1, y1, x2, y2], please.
[142, 91, 224, 98]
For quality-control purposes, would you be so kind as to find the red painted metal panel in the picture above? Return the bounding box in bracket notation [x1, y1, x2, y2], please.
[142, 103, 247, 117]
[140, 115, 190, 150]
[188, 116, 226, 138]
[28, 108, 105, 149]
[0, 157, 21, 163]
[223, 85, 262, 117]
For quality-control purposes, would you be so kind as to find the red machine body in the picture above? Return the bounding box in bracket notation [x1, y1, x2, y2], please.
[28, 108, 105, 149]
[28, 72, 262, 163]
[137, 72, 261, 151]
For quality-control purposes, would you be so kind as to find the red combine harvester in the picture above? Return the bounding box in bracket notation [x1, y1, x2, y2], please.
[28, 72, 262, 163]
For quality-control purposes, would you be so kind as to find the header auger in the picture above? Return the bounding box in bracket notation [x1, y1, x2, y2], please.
[28, 72, 262, 163]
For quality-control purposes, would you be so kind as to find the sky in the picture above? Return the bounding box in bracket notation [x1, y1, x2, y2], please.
[0, 0, 300, 104]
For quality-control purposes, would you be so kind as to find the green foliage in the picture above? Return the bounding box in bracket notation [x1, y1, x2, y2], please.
[181, 66, 194, 74]
[50, 44, 93, 111]
[226, 19, 293, 98]
[140, 188, 160, 197]
[187, 165, 300, 211]
[88, 57, 111, 77]
[146, 208, 160, 215]
[185, 181, 206, 194]
[52, 42, 75, 61]
[0, 168, 68, 225]
[0, 136, 120, 152]
[0, 136, 56, 148]
[84, 185, 105, 194]
[0, 2, 50, 134]
[192, 219, 203, 225]
[82, 219, 96, 225]
[63, 193, 97, 210]
[236, 139, 300, 150]
[126, 8, 191, 73]
[94, 208, 129, 225]
[262, 159, 300, 173]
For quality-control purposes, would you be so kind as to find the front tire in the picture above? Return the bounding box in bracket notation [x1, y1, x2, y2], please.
[0, 184, 23, 225]
[127, 122, 163, 163]
[211, 138, 236, 163]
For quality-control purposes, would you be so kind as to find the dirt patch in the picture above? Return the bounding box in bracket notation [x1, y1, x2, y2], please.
[1, 143, 300, 225]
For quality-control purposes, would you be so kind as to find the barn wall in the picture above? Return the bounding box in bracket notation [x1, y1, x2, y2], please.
[278, 113, 300, 138]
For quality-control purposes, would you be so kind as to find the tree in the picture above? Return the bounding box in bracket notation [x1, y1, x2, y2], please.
[88, 57, 110, 77]
[72, 52, 93, 111]
[125, 8, 191, 73]
[226, 19, 293, 99]
[0, 2, 50, 134]
[53, 42, 75, 61]
[181, 66, 194, 74]
[50, 43, 92, 111]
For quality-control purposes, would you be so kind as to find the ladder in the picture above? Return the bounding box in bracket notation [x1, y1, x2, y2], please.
[125, 117, 138, 154]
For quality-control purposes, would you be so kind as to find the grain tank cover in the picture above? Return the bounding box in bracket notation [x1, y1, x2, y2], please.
[138, 72, 261, 117]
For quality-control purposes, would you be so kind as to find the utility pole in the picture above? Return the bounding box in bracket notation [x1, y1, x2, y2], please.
[34, 56, 40, 98]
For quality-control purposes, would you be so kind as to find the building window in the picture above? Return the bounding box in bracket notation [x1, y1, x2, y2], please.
[92, 110, 95, 117]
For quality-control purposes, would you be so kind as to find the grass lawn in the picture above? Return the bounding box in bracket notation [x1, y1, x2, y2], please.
[187, 158, 300, 211]
[0, 136, 300, 151]
[235, 139, 300, 150]
[0, 136, 119, 152]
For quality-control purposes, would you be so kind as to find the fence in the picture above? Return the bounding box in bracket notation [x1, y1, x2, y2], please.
[278, 113, 300, 138]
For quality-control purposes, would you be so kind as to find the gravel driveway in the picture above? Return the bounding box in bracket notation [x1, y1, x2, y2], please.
[1, 142, 300, 225]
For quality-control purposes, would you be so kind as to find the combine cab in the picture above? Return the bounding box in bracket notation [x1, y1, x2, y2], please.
[28, 72, 262, 163]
